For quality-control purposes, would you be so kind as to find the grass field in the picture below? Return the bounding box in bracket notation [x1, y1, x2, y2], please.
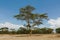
[0, 34, 60, 40]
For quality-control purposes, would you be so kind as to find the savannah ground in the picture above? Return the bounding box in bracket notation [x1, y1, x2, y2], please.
[0, 34, 60, 40]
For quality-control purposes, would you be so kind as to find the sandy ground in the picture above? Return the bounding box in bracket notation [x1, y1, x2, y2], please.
[0, 34, 60, 40]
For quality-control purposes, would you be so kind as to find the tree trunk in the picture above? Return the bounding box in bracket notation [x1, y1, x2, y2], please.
[30, 29, 32, 36]
[27, 20, 32, 36]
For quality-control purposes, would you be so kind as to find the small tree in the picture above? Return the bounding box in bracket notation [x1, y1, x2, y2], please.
[56, 28, 60, 33]
[40, 28, 53, 34]
[17, 27, 30, 34]
[0, 27, 9, 34]
[10, 29, 16, 34]
[46, 28, 53, 34]
[14, 5, 48, 36]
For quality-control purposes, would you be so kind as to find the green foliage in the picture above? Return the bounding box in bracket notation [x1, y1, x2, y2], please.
[40, 28, 53, 34]
[17, 27, 30, 34]
[32, 28, 53, 34]
[9, 29, 16, 34]
[0, 27, 9, 34]
[14, 5, 48, 28]
[56, 28, 60, 33]
[16, 27, 53, 34]
[0, 27, 53, 34]
[14, 5, 48, 35]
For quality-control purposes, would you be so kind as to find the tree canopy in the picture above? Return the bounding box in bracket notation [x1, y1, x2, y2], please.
[14, 5, 48, 35]
[14, 5, 48, 28]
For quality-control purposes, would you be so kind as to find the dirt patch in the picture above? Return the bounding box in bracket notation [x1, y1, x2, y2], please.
[0, 34, 60, 40]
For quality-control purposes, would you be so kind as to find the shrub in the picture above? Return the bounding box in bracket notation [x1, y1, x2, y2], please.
[56, 28, 60, 33]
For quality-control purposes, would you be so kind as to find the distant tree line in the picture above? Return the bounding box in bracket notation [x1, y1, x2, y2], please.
[17, 27, 53, 34]
[0, 27, 60, 34]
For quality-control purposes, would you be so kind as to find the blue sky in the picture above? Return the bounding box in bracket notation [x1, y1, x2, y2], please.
[0, 0, 60, 26]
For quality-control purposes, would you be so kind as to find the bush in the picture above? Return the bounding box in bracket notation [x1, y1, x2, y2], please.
[56, 28, 60, 33]
[40, 28, 53, 34]
[0, 27, 53, 34]
[17, 27, 53, 34]
[17, 27, 30, 34]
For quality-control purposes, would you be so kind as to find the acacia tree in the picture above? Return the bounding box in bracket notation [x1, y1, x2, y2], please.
[14, 5, 48, 35]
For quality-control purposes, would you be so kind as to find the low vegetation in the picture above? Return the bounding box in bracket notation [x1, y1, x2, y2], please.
[0, 27, 60, 34]
[56, 28, 60, 33]
[0, 27, 53, 34]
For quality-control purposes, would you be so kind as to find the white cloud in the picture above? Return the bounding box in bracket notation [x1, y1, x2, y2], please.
[0, 22, 24, 30]
[48, 17, 60, 29]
